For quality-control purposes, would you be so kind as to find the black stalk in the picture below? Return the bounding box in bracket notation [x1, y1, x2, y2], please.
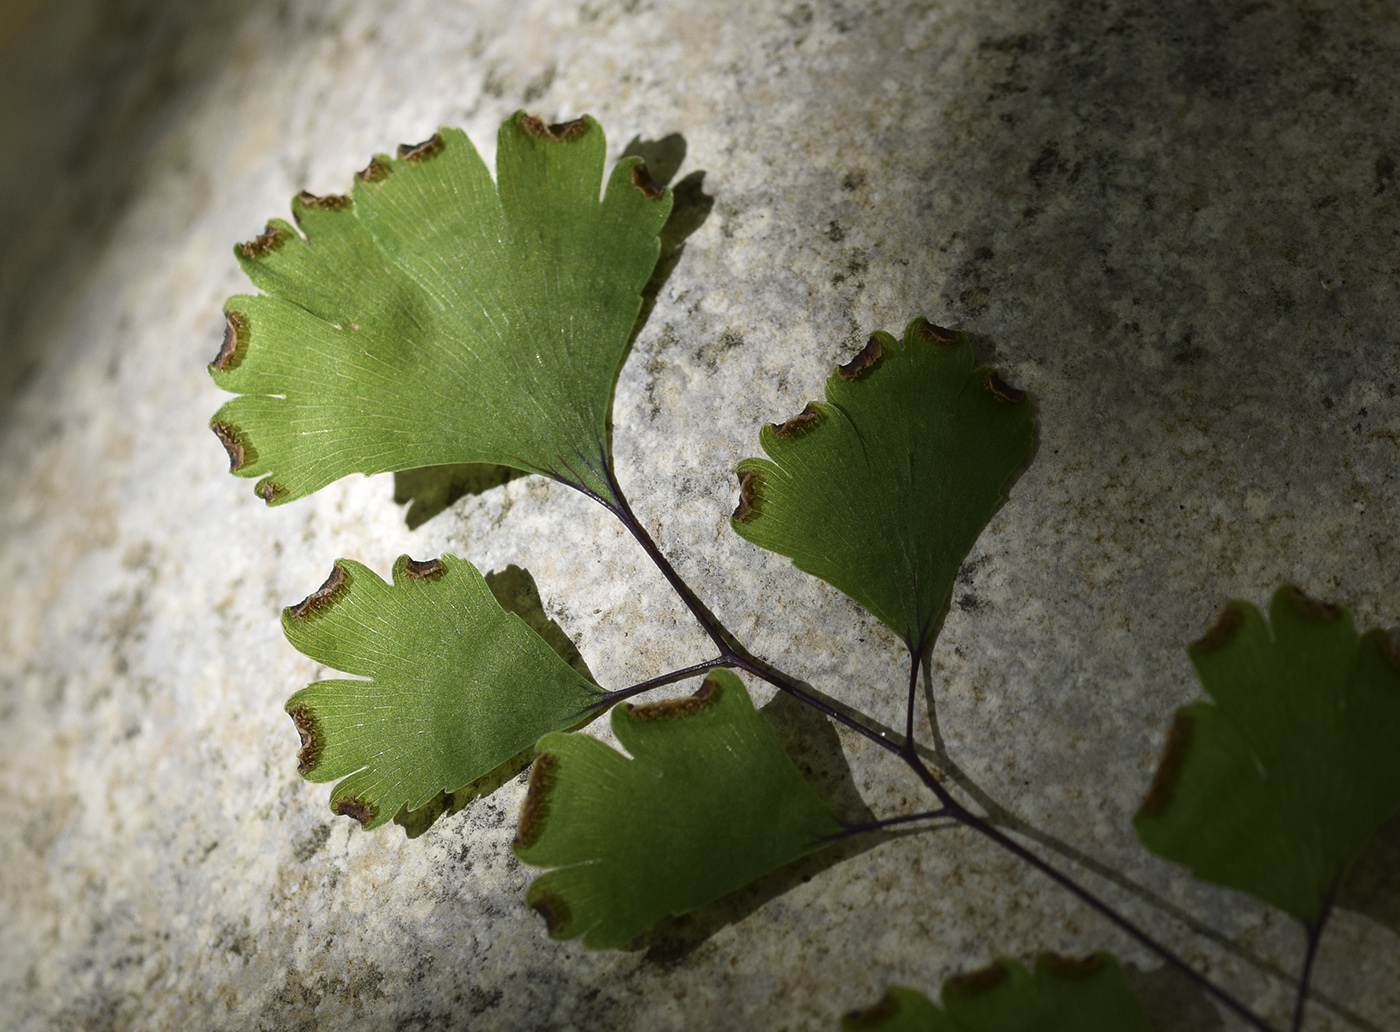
[593, 472, 1280, 1032]
[1293, 901, 1332, 1032]
[922, 761, 1277, 1032]
[582, 658, 730, 713]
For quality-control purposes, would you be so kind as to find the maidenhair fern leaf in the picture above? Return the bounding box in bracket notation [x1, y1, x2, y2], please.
[512, 670, 843, 948]
[731, 318, 1033, 653]
[842, 954, 1150, 1031]
[1134, 586, 1400, 929]
[284, 554, 598, 830]
[209, 113, 672, 507]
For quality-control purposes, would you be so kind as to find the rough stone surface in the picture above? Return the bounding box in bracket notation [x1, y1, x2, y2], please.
[1, 0, 1398, 1029]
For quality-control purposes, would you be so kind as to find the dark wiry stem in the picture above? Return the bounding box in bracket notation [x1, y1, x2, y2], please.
[604, 468, 739, 658]
[732, 651, 914, 756]
[904, 646, 921, 755]
[907, 756, 1277, 1031]
[916, 656, 1374, 1032]
[586, 470, 1280, 1032]
[604, 467, 900, 754]
[580, 658, 729, 714]
[1293, 901, 1332, 1032]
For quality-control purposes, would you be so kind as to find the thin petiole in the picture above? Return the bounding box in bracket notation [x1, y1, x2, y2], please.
[903, 645, 921, 754]
[604, 468, 741, 659]
[593, 471, 1280, 1032]
[1293, 902, 1332, 1032]
[578, 657, 730, 715]
[904, 750, 1279, 1032]
[735, 654, 909, 758]
[603, 471, 901, 755]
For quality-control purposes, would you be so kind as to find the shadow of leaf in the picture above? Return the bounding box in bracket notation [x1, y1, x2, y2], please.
[761, 689, 875, 828]
[393, 563, 592, 838]
[622, 133, 714, 346]
[622, 132, 687, 189]
[1123, 963, 1226, 1032]
[1336, 809, 1400, 937]
[393, 747, 532, 839]
[393, 462, 525, 530]
[484, 564, 594, 682]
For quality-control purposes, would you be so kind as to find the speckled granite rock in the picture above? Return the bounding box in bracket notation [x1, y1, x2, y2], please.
[1, 0, 1398, 1029]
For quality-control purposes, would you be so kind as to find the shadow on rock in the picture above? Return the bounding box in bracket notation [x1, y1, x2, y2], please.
[485, 564, 594, 681]
[1124, 962, 1225, 1032]
[622, 133, 714, 346]
[394, 462, 526, 529]
[1337, 810, 1400, 938]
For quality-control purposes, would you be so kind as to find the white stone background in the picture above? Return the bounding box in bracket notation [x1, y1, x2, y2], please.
[0, 0, 1397, 1029]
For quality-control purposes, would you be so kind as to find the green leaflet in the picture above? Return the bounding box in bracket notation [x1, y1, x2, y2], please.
[1134, 586, 1400, 928]
[842, 954, 1150, 1031]
[731, 317, 1034, 652]
[209, 114, 672, 507]
[284, 554, 598, 830]
[513, 670, 843, 948]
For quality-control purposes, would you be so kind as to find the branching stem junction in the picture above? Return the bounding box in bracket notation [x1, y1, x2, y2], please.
[601, 467, 1285, 1032]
